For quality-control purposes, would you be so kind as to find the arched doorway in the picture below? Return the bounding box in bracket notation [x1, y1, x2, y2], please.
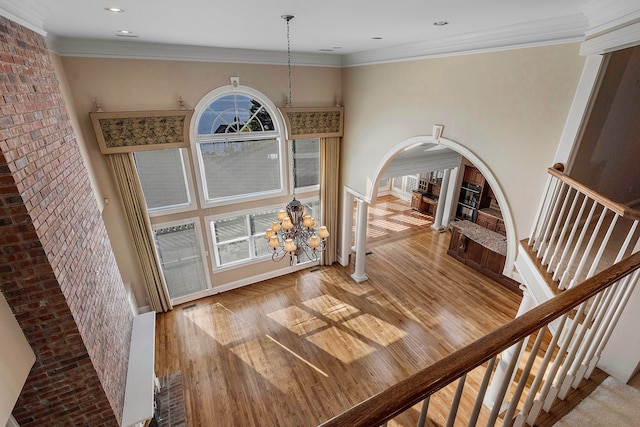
[345, 131, 518, 284]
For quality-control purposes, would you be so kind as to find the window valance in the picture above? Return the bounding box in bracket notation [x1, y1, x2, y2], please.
[90, 110, 194, 154]
[278, 107, 343, 139]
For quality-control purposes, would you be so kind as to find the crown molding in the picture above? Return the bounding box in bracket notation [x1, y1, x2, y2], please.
[582, 0, 640, 36]
[343, 14, 587, 67]
[0, 0, 46, 36]
[46, 36, 343, 68]
[580, 20, 640, 55]
[579, 0, 640, 55]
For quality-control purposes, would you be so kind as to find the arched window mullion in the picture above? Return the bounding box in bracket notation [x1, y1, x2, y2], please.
[192, 89, 285, 207]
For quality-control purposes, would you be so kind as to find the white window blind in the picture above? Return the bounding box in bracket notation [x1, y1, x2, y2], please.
[198, 138, 281, 200]
[292, 138, 320, 190]
[154, 222, 208, 299]
[134, 149, 190, 211]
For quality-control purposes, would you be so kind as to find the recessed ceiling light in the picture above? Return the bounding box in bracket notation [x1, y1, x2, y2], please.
[105, 7, 124, 13]
[372, 37, 383, 40]
[332, 46, 342, 50]
[117, 29, 132, 34]
[433, 21, 449, 26]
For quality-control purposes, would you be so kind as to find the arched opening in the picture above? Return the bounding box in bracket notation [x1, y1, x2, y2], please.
[346, 132, 518, 289]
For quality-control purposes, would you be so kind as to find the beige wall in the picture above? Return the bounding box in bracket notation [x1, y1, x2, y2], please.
[56, 56, 342, 306]
[341, 43, 586, 241]
[55, 44, 586, 303]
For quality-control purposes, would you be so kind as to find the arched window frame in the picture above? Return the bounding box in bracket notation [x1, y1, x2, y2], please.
[190, 85, 287, 208]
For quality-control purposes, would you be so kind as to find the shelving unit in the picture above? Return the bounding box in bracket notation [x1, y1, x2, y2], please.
[411, 173, 442, 217]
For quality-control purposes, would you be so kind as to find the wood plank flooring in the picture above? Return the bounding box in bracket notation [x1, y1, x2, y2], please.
[155, 202, 523, 426]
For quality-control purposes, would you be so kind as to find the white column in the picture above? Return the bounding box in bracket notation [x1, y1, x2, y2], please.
[432, 168, 452, 231]
[351, 198, 369, 283]
[484, 285, 536, 411]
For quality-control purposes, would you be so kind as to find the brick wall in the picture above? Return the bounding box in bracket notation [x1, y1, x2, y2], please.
[0, 16, 134, 426]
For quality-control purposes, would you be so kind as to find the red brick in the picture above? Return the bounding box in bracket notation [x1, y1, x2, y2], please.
[0, 16, 133, 427]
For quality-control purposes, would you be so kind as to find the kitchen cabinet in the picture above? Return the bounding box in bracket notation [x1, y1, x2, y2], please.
[456, 165, 506, 236]
[448, 221, 520, 293]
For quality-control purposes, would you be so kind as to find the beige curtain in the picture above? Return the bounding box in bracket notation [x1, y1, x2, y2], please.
[106, 153, 173, 312]
[320, 137, 340, 265]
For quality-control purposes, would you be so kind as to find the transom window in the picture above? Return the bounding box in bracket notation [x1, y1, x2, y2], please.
[193, 91, 284, 206]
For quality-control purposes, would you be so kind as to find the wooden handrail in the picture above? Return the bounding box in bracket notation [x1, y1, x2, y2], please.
[318, 250, 640, 427]
[547, 167, 640, 221]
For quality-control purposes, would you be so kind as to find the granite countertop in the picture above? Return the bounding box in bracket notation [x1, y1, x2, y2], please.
[450, 220, 507, 256]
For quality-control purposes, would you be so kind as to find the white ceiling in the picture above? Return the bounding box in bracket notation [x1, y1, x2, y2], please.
[0, 0, 603, 65]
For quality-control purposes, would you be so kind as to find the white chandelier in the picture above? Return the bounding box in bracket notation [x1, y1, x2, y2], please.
[264, 15, 329, 264]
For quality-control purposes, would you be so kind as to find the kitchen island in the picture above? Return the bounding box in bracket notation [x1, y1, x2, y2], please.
[447, 220, 520, 293]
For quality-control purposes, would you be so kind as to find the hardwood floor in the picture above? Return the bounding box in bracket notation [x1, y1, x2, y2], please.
[155, 202, 522, 426]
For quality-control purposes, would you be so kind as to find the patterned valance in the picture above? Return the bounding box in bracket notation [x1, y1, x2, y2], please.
[90, 110, 194, 154]
[279, 107, 343, 139]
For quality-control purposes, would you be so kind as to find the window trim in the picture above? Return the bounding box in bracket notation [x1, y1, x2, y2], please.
[190, 85, 288, 208]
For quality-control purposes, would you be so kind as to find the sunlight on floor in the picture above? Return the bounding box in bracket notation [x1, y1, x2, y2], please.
[266, 305, 328, 336]
[368, 206, 395, 216]
[343, 313, 408, 346]
[391, 214, 433, 226]
[180, 303, 254, 346]
[303, 294, 361, 321]
[306, 326, 377, 363]
[369, 219, 412, 231]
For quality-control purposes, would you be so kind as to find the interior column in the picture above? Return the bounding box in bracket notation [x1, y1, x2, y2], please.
[351, 198, 369, 282]
[432, 168, 452, 231]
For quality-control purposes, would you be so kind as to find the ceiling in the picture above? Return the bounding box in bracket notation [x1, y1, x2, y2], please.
[0, 0, 600, 66]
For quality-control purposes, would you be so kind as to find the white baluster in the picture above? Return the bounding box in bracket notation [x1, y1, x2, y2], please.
[501, 327, 547, 427]
[417, 396, 430, 427]
[559, 294, 606, 399]
[445, 374, 466, 427]
[521, 317, 568, 427]
[539, 183, 568, 261]
[548, 188, 580, 273]
[542, 186, 572, 266]
[486, 340, 525, 426]
[529, 174, 555, 247]
[553, 195, 589, 283]
[467, 357, 496, 427]
[543, 303, 586, 412]
[534, 179, 563, 253]
[559, 199, 597, 289]
[567, 207, 610, 289]
[586, 270, 640, 378]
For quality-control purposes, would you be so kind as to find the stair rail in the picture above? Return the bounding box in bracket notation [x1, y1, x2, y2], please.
[528, 164, 640, 290]
[318, 251, 640, 427]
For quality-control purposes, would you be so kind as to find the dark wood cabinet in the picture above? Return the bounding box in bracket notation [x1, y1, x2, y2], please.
[411, 191, 427, 212]
[411, 177, 440, 217]
[463, 166, 485, 187]
[448, 224, 520, 293]
[456, 165, 506, 236]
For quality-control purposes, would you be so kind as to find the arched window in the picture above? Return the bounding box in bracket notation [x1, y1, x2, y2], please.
[192, 87, 285, 206]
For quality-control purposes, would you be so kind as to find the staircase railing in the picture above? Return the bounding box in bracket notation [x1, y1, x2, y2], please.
[528, 164, 640, 290]
[318, 242, 640, 427]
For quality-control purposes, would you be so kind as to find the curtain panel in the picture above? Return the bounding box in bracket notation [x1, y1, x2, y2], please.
[106, 153, 173, 312]
[320, 137, 340, 265]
